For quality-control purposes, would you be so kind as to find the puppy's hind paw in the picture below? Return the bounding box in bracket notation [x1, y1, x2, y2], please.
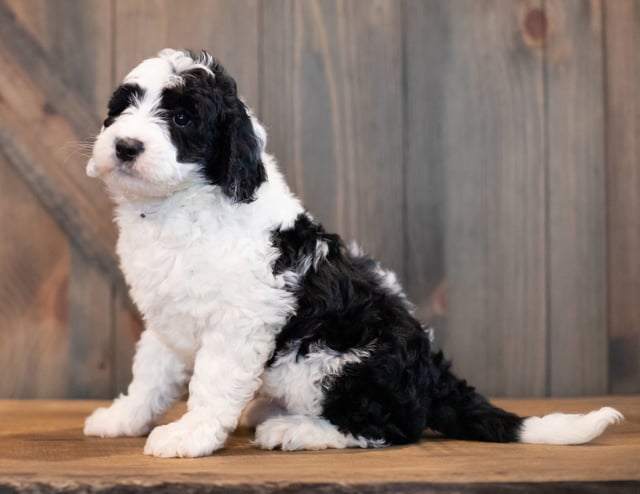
[254, 415, 382, 451]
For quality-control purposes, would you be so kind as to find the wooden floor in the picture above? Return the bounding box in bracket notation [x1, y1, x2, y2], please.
[0, 397, 638, 493]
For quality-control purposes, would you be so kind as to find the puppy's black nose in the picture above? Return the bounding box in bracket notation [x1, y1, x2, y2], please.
[115, 137, 144, 162]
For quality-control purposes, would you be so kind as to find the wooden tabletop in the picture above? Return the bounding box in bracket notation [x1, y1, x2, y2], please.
[0, 397, 638, 493]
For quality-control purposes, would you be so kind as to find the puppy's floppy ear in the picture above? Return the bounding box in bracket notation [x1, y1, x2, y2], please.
[220, 100, 266, 203]
[207, 61, 266, 203]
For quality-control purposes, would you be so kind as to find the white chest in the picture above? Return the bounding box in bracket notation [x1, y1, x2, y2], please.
[115, 196, 295, 357]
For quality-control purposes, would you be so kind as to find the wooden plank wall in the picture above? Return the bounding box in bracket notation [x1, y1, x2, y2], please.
[604, 0, 640, 395]
[0, 0, 637, 399]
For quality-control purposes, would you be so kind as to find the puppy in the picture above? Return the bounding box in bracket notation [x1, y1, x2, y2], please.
[84, 49, 623, 457]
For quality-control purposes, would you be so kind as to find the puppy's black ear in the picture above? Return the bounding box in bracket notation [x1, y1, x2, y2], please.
[221, 101, 266, 203]
[206, 61, 266, 203]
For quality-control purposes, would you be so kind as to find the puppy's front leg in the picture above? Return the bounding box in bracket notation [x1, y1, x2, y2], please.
[84, 329, 189, 438]
[144, 327, 271, 458]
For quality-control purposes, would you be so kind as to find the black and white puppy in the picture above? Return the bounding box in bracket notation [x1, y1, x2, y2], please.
[84, 49, 623, 457]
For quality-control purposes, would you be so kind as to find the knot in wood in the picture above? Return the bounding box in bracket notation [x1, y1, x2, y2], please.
[524, 8, 548, 43]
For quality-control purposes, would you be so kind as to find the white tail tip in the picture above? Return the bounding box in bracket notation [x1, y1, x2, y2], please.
[519, 407, 624, 445]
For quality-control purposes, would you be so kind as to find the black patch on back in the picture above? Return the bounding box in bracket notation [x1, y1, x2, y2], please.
[269, 213, 523, 446]
[104, 83, 145, 128]
[160, 56, 266, 203]
[271, 214, 342, 277]
[269, 213, 431, 443]
[270, 213, 419, 357]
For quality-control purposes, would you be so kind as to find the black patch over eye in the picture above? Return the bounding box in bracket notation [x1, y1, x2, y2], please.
[106, 83, 145, 120]
[160, 84, 210, 169]
[173, 112, 191, 127]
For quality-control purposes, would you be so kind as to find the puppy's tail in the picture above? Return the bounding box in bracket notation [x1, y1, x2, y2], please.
[427, 353, 623, 445]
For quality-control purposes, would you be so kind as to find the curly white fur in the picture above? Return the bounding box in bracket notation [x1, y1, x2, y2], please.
[84, 50, 309, 457]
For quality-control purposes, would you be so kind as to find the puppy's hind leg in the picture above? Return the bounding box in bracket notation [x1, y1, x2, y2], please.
[254, 415, 387, 451]
[84, 329, 189, 438]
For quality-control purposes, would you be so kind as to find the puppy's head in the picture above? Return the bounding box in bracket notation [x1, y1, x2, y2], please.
[88, 49, 266, 201]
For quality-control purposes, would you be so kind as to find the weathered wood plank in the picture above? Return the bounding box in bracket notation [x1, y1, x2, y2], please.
[56, 1, 117, 398]
[51, 1, 119, 399]
[5, 0, 114, 116]
[114, 0, 259, 108]
[423, 1, 547, 396]
[0, 154, 70, 398]
[261, 0, 404, 274]
[0, 1, 119, 279]
[3, 0, 47, 47]
[19, 0, 118, 399]
[0, 397, 637, 490]
[67, 248, 113, 398]
[0, 0, 634, 401]
[1, 0, 127, 399]
[603, 0, 640, 394]
[402, 0, 448, 329]
[546, 0, 608, 396]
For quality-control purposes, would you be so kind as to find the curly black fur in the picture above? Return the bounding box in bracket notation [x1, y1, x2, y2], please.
[270, 213, 523, 445]
[104, 83, 145, 128]
[159, 59, 266, 203]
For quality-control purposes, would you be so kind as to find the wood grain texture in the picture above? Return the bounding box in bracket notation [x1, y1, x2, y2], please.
[0, 397, 637, 492]
[0, 155, 70, 398]
[603, 0, 640, 394]
[0, 0, 112, 146]
[21, 0, 118, 400]
[114, 0, 259, 108]
[424, 1, 547, 397]
[3, 0, 48, 47]
[0, 0, 123, 399]
[0, 0, 119, 278]
[41, 0, 120, 400]
[261, 0, 404, 274]
[0, 0, 637, 400]
[67, 248, 113, 398]
[3, 0, 114, 116]
[402, 0, 448, 329]
[546, 0, 608, 396]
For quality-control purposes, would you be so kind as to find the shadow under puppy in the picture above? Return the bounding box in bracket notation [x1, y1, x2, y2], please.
[84, 49, 623, 457]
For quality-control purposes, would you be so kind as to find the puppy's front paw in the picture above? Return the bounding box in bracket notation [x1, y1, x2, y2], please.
[84, 401, 152, 438]
[144, 414, 226, 458]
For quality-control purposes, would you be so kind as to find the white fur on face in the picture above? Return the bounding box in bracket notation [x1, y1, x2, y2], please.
[87, 50, 204, 199]
[89, 113, 201, 200]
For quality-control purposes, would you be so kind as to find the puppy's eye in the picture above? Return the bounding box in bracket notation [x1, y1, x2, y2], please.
[103, 116, 115, 128]
[173, 112, 191, 127]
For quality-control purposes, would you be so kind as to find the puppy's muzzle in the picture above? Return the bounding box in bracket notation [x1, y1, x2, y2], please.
[115, 137, 145, 163]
